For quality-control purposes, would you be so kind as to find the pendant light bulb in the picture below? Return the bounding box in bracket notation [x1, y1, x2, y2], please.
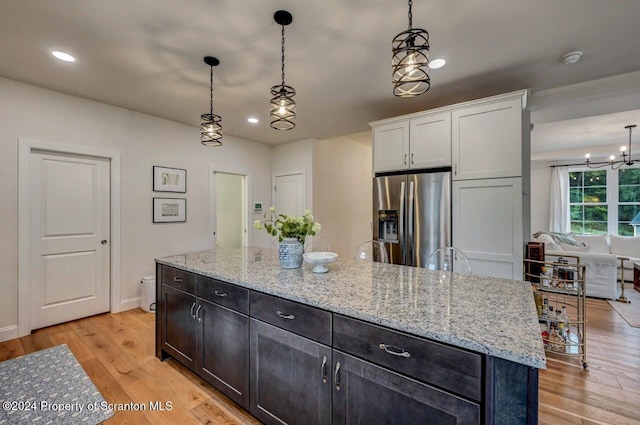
[392, 0, 431, 97]
[200, 56, 223, 147]
[269, 10, 296, 131]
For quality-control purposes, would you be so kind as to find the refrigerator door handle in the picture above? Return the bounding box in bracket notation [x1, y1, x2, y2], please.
[399, 180, 405, 265]
[407, 180, 415, 266]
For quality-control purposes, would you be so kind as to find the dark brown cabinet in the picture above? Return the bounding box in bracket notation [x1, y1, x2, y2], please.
[332, 350, 480, 425]
[157, 266, 250, 409]
[160, 284, 197, 369]
[249, 318, 332, 425]
[198, 299, 249, 408]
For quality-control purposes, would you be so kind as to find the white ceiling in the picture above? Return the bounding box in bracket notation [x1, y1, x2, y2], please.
[1, 0, 640, 147]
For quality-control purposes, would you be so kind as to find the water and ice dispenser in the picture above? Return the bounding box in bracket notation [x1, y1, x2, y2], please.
[378, 210, 398, 243]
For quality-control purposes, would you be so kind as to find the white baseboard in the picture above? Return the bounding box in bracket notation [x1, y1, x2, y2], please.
[0, 325, 19, 343]
[116, 297, 141, 313]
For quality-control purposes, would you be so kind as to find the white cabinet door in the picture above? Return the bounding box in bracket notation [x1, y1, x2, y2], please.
[409, 112, 451, 169]
[373, 121, 409, 173]
[452, 98, 522, 180]
[453, 177, 523, 280]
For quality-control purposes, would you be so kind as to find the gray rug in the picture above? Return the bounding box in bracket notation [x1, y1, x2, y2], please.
[0, 344, 113, 424]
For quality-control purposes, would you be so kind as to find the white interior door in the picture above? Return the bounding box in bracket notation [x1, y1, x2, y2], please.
[215, 172, 246, 248]
[30, 150, 110, 330]
[274, 173, 305, 217]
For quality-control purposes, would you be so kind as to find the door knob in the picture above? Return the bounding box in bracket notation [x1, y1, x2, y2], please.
[101, 240, 108, 245]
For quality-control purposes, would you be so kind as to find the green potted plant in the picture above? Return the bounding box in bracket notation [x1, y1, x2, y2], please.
[254, 207, 321, 268]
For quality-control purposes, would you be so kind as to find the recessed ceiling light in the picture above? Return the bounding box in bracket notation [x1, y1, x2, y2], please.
[560, 51, 583, 64]
[52, 51, 75, 62]
[247, 117, 259, 124]
[429, 58, 446, 69]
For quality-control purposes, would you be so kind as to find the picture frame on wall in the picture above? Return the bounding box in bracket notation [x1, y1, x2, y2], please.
[153, 197, 186, 223]
[153, 166, 186, 193]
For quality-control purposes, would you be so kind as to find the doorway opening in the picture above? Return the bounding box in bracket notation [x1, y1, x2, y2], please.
[211, 169, 249, 249]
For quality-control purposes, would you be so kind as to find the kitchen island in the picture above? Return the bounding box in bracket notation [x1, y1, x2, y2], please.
[156, 247, 545, 425]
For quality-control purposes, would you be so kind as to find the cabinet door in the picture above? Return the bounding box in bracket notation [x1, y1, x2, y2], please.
[453, 177, 523, 279]
[452, 98, 522, 180]
[250, 319, 331, 425]
[160, 284, 197, 369]
[197, 299, 249, 409]
[409, 112, 451, 169]
[332, 351, 480, 425]
[373, 121, 410, 173]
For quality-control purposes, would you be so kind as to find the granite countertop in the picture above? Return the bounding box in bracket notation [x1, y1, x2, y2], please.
[156, 247, 546, 369]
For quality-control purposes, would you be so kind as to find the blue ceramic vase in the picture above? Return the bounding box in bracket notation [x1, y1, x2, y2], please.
[279, 237, 304, 269]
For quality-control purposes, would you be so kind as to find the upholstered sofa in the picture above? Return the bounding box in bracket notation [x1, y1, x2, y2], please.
[532, 232, 640, 299]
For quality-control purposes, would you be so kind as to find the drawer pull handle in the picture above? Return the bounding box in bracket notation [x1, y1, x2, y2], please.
[214, 291, 227, 297]
[334, 361, 341, 391]
[379, 343, 411, 358]
[173, 277, 183, 282]
[276, 311, 295, 320]
[195, 305, 202, 323]
[321, 356, 327, 384]
[190, 302, 196, 319]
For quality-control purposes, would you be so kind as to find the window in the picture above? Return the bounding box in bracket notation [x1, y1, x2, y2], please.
[569, 166, 640, 236]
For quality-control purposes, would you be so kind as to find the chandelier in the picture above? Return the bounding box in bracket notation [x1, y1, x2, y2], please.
[392, 0, 430, 97]
[585, 125, 638, 169]
[270, 10, 296, 131]
[200, 56, 223, 147]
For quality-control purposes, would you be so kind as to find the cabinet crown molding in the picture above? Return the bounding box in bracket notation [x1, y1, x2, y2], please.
[369, 89, 529, 129]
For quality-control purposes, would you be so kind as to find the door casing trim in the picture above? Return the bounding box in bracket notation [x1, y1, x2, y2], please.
[18, 138, 121, 337]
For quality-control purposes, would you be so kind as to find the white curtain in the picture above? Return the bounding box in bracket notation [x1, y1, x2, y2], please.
[549, 166, 570, 232]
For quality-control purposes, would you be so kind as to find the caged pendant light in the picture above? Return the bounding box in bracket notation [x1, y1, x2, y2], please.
[392, 0, 430, 97]
[269, 10, 296, 131]
[200, 56, 223, 146]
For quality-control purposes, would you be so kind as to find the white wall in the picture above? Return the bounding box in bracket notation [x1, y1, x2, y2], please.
[313, 131, 372, 258]
[0, 77, 272, 338]
[272, 138, 314, 212]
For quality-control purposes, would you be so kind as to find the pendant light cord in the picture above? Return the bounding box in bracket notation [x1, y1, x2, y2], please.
[281, 25, 286, 87]
[408, 0, 413, 30]
[209, 65, 214, 115]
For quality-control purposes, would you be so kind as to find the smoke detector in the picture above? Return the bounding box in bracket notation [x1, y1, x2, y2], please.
[561, 51, 583, 64]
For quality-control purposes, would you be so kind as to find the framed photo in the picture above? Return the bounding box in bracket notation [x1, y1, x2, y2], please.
[153, 166, 186, 193]
[153, 198, 186, 223]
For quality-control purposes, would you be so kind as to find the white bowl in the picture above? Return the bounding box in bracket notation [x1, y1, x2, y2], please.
[303, 252, 338, 273]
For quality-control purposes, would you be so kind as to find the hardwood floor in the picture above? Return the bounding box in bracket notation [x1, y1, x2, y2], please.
[1, 293, 639, 424]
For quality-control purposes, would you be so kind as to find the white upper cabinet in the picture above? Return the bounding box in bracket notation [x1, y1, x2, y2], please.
[452, 97, 522, 180]
[409, 112, 451, 169]
[372, 112, 451, 173]
[373, 121, 410, 172]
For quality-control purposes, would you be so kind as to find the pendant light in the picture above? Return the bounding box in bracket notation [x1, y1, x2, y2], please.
[270, 10, 296, 131]
[201, 56, 223, 146]
[392, 0, 430, 97]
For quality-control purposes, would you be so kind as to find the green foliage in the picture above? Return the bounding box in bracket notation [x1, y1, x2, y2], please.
[254, 208, 321, 244]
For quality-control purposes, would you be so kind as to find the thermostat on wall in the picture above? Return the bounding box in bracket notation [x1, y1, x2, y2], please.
[254, 203, 263, 214]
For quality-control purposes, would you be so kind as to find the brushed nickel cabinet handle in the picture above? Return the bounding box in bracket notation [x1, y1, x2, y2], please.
[190, 302, 196, 319]
[411, 153, 414, 164]
[379, 343, 411, 358]
[454, 164, 457, 175]
[334, 361, 341, 391]
[195, 305, 202, 323]
[321, 355, 327, 384]
[404, 154, 407, 165]
[214, 291, 227, 297]
[276, 311, 295, 320]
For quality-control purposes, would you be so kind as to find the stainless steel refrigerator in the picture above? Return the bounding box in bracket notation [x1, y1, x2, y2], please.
[373, 170, 451, 267]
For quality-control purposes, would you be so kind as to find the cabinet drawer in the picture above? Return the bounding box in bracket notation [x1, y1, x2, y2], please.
[198, 276, 249, 314]
[161, 265, 196, 293]
[333, 315, 482, 401]
[250, 291, 331, 345]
